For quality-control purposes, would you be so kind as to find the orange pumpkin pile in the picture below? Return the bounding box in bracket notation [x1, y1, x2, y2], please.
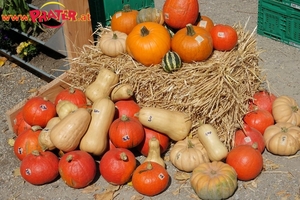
[101, 1, 238, 68]
[9, 1, 300, 199]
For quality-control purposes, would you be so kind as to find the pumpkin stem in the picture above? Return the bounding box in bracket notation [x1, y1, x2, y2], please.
[69, 87, 75, 94]
[291, 106, 299, 113]
[120, 152, 128, 161]
[31, 125, 43, 132]
[187, 139, 195, 148]
[122, 4, 132, 12]
[112, 32, 119, 40]
[139, 162, 153, 174]
[121, 114, 130, 121]
[186, 24, 195, 36]
[66, 155, 73, 162]
[281, 127, 289, 133]
[31, 150, 41, 156]
[140, 26, 150, 37]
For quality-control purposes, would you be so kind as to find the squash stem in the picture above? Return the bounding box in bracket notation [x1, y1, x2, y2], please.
[139, 162, 153, 174]
[291, 106, 299, 113]
[121, 114, 130, 121]
[120, 152, 128, 161]
[122, 4, 132, 12]
[112, 33, 118, 40]
[140, 26, 150, 37]
[186, 24, 195, 36]
[31, 125, 43, 132]
[187, 139, 195, 148]
[66, 155, 73, 162]
[31, 150, 40, 156]
[69, 87, 75, 94]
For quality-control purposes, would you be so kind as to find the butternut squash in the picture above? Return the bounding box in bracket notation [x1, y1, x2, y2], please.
[110, 83, 134, 101]
[50, 108, 91, 152]
[136, 107, 192, 141]
[143, 137, 165, 168]
[79, 98, 115, 156]
[56, 100, 78, 119]
[38, 117, 61, 151]
[197, 122, 228, 161]
[85, 68, 119, 102]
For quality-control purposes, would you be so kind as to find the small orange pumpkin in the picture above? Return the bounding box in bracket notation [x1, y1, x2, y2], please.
[111, 4, 138, 35]
[196, 15, 214, 33]
[109, 115, 145, 149]
[163, 0, 199, 29]
[132, 161, 169, 196]
[126, 22, 171, 66]
[171, 24, 213, 63]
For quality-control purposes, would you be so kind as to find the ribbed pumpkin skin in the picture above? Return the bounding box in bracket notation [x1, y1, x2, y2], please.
[126, 22, 171, 66]
[191, 161, 238, 200]
[162, 51, 182, 73]
[171, 24, 213, 63]
[163, 0, 199, 29]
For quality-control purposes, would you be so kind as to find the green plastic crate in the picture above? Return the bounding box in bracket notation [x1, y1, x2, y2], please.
[257, 0, 300, 49]
[88, 0, 155, 32]
[272, 0, 300, 9]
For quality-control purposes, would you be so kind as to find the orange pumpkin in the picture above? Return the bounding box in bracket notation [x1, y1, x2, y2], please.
[126, 22, 171, 66]
[109, 115, 145, 149]
[13, 126, 43, 161]
[132, 161, 169, 196]
[196, 15, 214, 33]
[111, 4, 138, 35]
[163, 0, 199, 29]
[226, 144, 263, 181]
[171, 24, 213, 63]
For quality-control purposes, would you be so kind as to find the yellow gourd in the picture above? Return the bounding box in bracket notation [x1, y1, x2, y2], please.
[197, 122, 228, 161]
[143, 137, 165, 168]
[136, 107, 192, 141]
[50, 108, 91, 152]
[79, 98, 115, 156]
[85, 68, 119, 102]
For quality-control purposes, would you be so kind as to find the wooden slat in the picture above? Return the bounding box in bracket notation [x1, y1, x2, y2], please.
[59, 0, 94, 60]
[5, 73, 70, 132]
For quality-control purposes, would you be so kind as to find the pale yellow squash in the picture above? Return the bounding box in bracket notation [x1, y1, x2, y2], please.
[50, 108, 91, 152]
[79, 98, 115, 156]
[85, 68, 119, 102]
[136, 107, 192, 141]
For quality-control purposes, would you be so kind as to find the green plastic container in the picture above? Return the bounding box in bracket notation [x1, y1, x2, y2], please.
[88, 0, 155, 32]
[257, 0, 300, 49]
[272, 0, 300, 9]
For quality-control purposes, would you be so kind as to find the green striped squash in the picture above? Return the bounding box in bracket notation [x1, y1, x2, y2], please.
[162, 51, 182, 73]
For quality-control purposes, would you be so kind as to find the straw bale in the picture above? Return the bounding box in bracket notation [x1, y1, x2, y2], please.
[66, 23, 264, 149]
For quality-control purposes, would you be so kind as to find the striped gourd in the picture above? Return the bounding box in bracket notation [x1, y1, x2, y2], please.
[162, 51, 182, 73]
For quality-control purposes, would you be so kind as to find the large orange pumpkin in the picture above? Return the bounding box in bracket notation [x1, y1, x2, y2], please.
[126, 22, 171, 66]
[111, 4, 138, 35]
[163, 0, 199, 29]
[171, 24, 213, 63]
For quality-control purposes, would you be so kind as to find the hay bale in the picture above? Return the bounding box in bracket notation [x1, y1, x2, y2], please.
[67, 24, 264, 149]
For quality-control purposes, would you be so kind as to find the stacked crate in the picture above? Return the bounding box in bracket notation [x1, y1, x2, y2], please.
[257, 0, 300, 48]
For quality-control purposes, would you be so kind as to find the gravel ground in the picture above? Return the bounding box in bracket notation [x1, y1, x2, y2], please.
[1, 0, 300, 199]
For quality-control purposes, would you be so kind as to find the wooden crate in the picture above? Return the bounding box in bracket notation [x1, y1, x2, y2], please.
[5, 73, 70, 133]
